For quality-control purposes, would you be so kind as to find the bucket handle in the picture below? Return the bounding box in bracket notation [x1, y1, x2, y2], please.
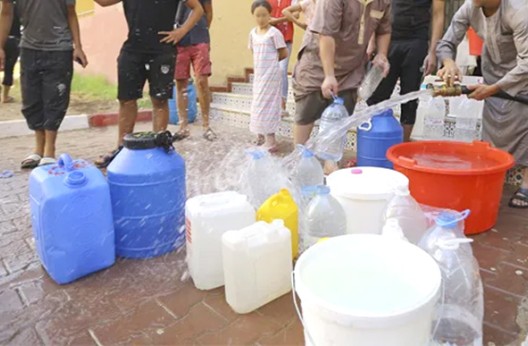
[58, 154, 74, 172]
[358, 119, 372, 132]
[291, 272, 318, 346]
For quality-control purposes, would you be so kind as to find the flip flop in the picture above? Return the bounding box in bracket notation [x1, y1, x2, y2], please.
[21, 154, 42, 169]
[38, 157, 57, 166]
[174, 128, 190, 141]
[2, 96, 14, 104]
[95, 146, 122, 169]
[203, 128, 217, 141]
[508, 188, 528, 209]
[0, 170, 13, 178]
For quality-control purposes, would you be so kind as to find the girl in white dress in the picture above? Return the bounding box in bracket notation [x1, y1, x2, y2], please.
[249, 0, 288, 152]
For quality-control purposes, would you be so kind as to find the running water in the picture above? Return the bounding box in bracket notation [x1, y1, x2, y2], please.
[308, 89, 433, 154]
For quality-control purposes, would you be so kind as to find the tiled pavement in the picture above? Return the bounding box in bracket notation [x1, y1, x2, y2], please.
[0, 122, 527, 346]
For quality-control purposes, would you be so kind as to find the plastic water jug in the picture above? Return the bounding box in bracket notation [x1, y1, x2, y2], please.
[29, 154, 115, 284]
[382, 218, 408, 241]
[242, 149, 289, 208]
[169, 78, 197, 125]
[222, 220, 292, 314]
[423, 96, 446, 139]
[107, 132, 186, 259]
[303, 185, 347, 250]
[452, 97, 480, 142]
[419, 210, 484, 346]
[384, 185, 428, 244]
[359, 64, 384, 101]
[185, 191, 255, 290]
[293, 145, 324, 196]
[357, 108, 403, 169]
[314, 97, 349, 161]
[257, 189, 299, 259]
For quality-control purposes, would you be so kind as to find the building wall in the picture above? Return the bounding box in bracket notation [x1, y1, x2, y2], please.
[76, 0, 304, 86]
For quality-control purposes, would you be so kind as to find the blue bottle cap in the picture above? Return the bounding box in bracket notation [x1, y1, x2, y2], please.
[333, 97, 345, 105]
[65, 171, 87, 187]
[246, 149, 266, 160]
[435, 210, 471, 229]
[317, 185, 331, 195]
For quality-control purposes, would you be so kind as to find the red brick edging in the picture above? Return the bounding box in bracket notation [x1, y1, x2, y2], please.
[88, 110, 153, 127]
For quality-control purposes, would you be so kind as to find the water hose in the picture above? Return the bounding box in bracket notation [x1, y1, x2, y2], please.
[426, 83, 528, 105]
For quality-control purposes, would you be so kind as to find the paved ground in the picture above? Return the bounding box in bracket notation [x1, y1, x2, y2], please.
[0, 122, 527, 346]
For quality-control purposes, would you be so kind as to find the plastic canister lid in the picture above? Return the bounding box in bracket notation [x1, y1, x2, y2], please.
[65, 171, 87, 187]
[124, 132, 158, 150]
[333, 97, 344, 105]
[316, 185, 330, 195]
[375, 108, 394, 118]
[326, 167, 409, 200]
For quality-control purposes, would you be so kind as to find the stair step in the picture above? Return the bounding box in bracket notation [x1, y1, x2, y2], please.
[210, 102, 357, 152]
[231, 81, 295, 101]
[212, 92, 296, 115]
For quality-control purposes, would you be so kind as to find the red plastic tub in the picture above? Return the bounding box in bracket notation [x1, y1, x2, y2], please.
[387, 141, 515, 235]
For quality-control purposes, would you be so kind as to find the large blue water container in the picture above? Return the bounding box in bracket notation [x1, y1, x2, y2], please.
[169, 79, 197, 125]
[107, 132, 186, 259]
[29, 154, 115, 284]
[357, 109, 403, 169]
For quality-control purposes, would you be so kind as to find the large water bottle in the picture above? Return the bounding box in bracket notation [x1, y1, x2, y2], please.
[314, 97, 349, 161]
[303, 185, 347, 250]
[243, 149, 288, 208]
[419, 210, 484, 346]
[384, 185, 428, 244]
[382, 218, 408, 242]
[293, 145, 324, 196]
[453, 97, 479, 142]
[423, 95, 446, 139]
[358, 65, 384, 101]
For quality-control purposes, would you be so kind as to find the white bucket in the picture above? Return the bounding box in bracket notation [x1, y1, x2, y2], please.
[326, 167, 409, 234]
[293, 234, 441, 346]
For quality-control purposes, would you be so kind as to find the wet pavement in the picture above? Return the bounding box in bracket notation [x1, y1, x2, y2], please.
[0, 122, 527, 346]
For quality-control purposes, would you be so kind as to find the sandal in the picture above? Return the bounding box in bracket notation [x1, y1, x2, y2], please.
[252, 135, 265, 146]
[202, 128, 217, 141]
[21, 154, 42, 169]
[173, 128, 190, 141]
[95, 147, 122, 169]
[38, 157, 57, 166]
[508, 188, 528, 209]
[2, 96, 15, 104]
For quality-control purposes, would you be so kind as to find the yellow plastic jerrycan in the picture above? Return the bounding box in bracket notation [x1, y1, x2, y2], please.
[257, 189, 299, 259]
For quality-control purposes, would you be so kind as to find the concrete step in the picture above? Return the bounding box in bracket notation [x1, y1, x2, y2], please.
[212, 92, 296, 115]
[232, 81, 295, 101]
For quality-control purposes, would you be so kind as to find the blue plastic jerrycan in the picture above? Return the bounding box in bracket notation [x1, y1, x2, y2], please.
[29, 154, 115, 284]
[169, 78, 197, 125]
[357, 108, 403, 169]
[107, 131, 186, 259]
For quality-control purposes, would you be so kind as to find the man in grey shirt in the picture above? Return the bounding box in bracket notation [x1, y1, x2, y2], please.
[0, 0, 88, 168]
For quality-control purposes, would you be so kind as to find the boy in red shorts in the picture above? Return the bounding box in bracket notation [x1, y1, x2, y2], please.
[175, 0, 216, 141]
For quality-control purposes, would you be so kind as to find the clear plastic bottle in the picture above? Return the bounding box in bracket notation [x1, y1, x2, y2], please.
[423, 95, 446, 140]
[303, 185, 347, 250]
[384, 185, 428, 244]
[382, 218, 408, 241]
[358, 65, 384, 101]
[419, 210, 484, 346]
[453, 97, 479, 142]
[314, 97, 349, 161]
[293, 145, 324, 197]
[243, 149, 287, 208]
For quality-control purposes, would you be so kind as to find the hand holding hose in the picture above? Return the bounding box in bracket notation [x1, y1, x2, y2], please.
[437, 59, 461, 86]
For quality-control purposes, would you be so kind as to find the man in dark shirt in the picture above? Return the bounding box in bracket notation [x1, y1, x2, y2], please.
[94, 0, 204, 168]
[2, 5, 20, 103]
[367, 0, 446, 142]
[174, 0, 216, 141]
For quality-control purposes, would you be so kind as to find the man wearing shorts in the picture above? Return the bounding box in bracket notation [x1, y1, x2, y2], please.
[93, 0, 204, 168]
[0, 0, 88, 169]
[175, 0, 216, 141]
[292, 0, 391, 173]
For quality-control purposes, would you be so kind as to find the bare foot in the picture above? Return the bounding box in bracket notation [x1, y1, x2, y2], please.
[323, 160, 339, 175]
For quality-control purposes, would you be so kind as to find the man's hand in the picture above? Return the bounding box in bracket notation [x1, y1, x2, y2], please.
[366, 35, 376, 60]
[0, 49, 5, 71]
[437, 59, 461, 86]
[159, 28, 185, 44]
[73, 48, 88, 68]
[321, 75, 338, 99]
[422, 52, 437, 76]
[466, 84, 500, 101]
[372, 54, 390, 77]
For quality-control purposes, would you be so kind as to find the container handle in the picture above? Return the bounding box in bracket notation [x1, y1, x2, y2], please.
[358, 119, 372, 132]
[58, 154, 74, 171]
[397, 156, 417, 166]
[291, 271, 318, 346]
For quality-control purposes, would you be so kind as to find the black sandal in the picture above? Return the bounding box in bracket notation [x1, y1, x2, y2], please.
[508, 188, 528, 209]
[95, 146, 122, 169]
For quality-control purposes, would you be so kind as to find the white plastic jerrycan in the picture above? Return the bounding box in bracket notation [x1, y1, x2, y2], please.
[185, 191, 255, 290]
[222, 220, 293, 314]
